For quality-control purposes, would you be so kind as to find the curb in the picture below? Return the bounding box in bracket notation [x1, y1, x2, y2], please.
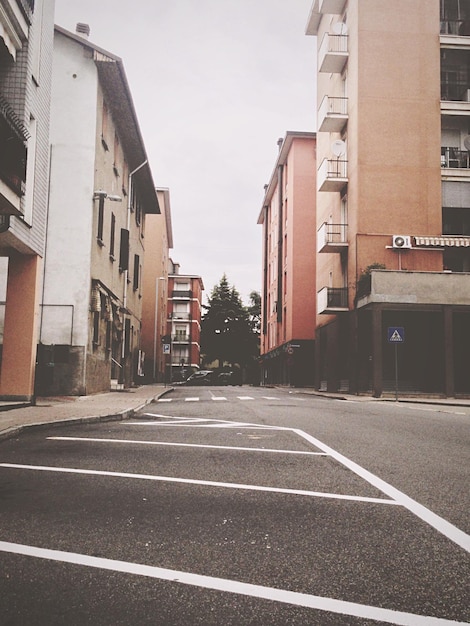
[0, 387, 174, 443]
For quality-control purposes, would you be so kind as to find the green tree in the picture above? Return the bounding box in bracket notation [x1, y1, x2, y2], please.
[201, 275, 259, 369]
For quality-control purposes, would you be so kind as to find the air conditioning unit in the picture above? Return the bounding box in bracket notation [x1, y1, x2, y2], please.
[392, 235, 412, 249]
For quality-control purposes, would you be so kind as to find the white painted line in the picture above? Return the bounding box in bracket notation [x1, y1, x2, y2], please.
[211, 397, 227, 401]
[293, 429, 470, 554]
[263, 396, 280, 400]
[184, 397, 199, 402]
[0, 541, 465, 625]
[48, 436, 327, 456]
[157, 398, 172, 402]
[0, 463, 397, 505]
[238, 396, 254, 400]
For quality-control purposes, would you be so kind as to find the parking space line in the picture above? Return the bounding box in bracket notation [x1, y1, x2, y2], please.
[0, 463, 397, 505]
[47, 436, 327, 456]
[293, 429, 470, 554]
[0, 540, 464, 625]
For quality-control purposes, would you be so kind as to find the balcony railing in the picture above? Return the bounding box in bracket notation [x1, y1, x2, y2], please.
[318, 33, 348, 73]
[440, 20, 470, 35]
[172, 289, 192, 298]
[173, 335, 190, 343]
[318, 96, 348, 132]
[0, 97, 28, 209]
[318, 286, 348, 314]
[170, 312, 190, 321]
[441, 147, 470, 168]
[318, 158, 348, 192]
[317, 222, 348, 253]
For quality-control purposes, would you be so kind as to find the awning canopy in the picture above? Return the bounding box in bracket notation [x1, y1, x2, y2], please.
[414, 236, 470, 247]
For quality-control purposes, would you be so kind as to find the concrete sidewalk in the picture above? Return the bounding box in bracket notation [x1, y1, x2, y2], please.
[0, 384, 173, 441]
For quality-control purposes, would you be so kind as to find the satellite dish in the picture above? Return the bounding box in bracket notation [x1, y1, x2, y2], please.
[333, 21, 348, 35]
[463, 135, 470, 151]
[331, 140, 346, 157]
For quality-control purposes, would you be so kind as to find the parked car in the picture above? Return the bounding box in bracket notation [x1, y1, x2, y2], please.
[217, 369, 242, 386]
[177, 370, 214, 386]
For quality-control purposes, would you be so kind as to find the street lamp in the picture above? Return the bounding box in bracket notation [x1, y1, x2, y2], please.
[153, 276, 165, 382]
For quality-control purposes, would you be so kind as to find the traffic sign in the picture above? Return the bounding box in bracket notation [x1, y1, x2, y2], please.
[388, 327, 405, 343]
[163, 344, 171, 354]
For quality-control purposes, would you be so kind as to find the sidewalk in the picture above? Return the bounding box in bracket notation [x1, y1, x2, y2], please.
[0, 384, 173, 442]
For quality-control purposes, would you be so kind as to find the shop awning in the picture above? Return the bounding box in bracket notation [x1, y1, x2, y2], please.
[414, 236, 470, 247]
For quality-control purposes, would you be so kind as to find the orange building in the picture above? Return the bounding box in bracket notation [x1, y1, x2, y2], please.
[258, 132, 317, 386]
[166, 263, 204, 382]
[307, 0, 470, 396]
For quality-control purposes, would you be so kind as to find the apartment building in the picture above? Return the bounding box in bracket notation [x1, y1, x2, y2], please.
[258, 132, 317, 387]
[140, 187, 173, 383]
[166, 262, 203, 382]
[35, 24, 159, 395]
[306, 0, 470, 396]
[0, 0, 55, 401]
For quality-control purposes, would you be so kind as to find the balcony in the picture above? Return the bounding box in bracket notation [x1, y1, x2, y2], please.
[317, 222, 348, 253]
[170, 312, 190, 321]
[318, 158, 348, 192]
[356, 269, 470, 308]
[318, 286, 348, 314]
[440, 19, 470, 36]
[319, 0, 346, 14]
[0, 100, 28, 215]
[172, 289, 192, 299]
[318, 33, 348, 73]
[173, 335, 190, 343]
[441, 147, 470, 169]
[318, 96, 348, 132]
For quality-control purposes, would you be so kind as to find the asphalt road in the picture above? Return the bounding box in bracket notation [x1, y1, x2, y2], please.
[0, 386, 469, 625]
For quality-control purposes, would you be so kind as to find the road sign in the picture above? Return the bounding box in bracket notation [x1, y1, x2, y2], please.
[388, 327, 405, 343]
[163, 344, 171, 354]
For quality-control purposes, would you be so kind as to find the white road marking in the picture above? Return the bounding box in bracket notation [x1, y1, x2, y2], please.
[211, 397, 227, 401]
[0, 463, 396, 505]
[263, 396, 280, 400]
[184, 397, 199, 402]
[238, 396, 254, 400]
[47, 436, 327, 456]
[0, 541, 465, 625]
[293, 429, 470, 554]
[157, 398, 172, 402]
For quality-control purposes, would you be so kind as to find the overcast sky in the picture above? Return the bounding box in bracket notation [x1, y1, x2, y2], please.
[54, 0, 317, 304]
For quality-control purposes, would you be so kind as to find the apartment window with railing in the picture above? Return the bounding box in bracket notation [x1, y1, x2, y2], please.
[441, 49, 470, 101]
[440, 0, 470, 35]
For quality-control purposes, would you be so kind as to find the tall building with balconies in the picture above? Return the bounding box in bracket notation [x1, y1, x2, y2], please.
[0, 0, 55, 401]
[166, 262, 204, 382]
[307, 0, 470, 397]
[258, 132, 317, 387]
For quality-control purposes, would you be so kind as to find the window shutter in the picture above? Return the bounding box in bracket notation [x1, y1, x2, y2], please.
[119, 228, 129, 271]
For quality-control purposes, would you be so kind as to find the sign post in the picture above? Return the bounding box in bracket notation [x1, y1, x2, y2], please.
[388, 327, 405, 401]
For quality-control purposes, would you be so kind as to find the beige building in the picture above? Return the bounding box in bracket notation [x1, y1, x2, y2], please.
[307, 0, 470, 396]
[140, 188, 173, 383]
[35, 24, 159, 395]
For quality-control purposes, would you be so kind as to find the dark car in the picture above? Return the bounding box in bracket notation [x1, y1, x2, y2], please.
[217, 369, 242, 386]
[178, 370, 214, 386]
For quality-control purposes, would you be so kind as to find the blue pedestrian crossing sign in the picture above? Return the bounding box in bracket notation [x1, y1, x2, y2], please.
[388, 326, 405, 343]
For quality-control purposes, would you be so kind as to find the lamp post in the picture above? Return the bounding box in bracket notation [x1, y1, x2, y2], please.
[153, 276, 165, 382]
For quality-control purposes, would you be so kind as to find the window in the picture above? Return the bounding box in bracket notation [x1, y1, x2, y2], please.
[119, 228, 129, 271]
[110, 213, 116, 259]
[92, 311, 100, 346]
[133, 254, 140, 291]
[101, 101, 109, 150]
[97, 195, 105, 244]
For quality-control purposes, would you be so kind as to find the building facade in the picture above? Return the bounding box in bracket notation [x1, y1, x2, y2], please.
[35, 24, 159, 395]
[0, 0, 55, 401]
[166, 262, 203, 382]
[140, 188, 173, 383]
[258, 132, 317, 387]
[307, 0, 470, 396]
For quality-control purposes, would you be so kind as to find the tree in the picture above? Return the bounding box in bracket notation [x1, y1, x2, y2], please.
[201, 275, 259, 369]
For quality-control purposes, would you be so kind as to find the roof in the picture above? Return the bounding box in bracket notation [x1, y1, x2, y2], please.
[156, 188, 174, 249]
[257, 131, 316, 224]
[54, 25, 160, 215]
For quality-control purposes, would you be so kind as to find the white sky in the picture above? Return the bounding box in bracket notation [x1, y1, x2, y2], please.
[54, 0, 317, 304]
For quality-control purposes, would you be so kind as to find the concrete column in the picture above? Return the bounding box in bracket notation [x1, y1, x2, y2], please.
[0, 254, 41, 401]
[371, 305, 383, 398]
[443, 306, 454, 398]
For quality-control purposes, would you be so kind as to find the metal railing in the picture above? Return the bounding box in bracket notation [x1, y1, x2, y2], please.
[441, 148, 470, 169]
[327, 287, 348, 308]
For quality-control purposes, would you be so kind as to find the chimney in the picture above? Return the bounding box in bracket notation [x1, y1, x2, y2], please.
[76, 23, 90, 39]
